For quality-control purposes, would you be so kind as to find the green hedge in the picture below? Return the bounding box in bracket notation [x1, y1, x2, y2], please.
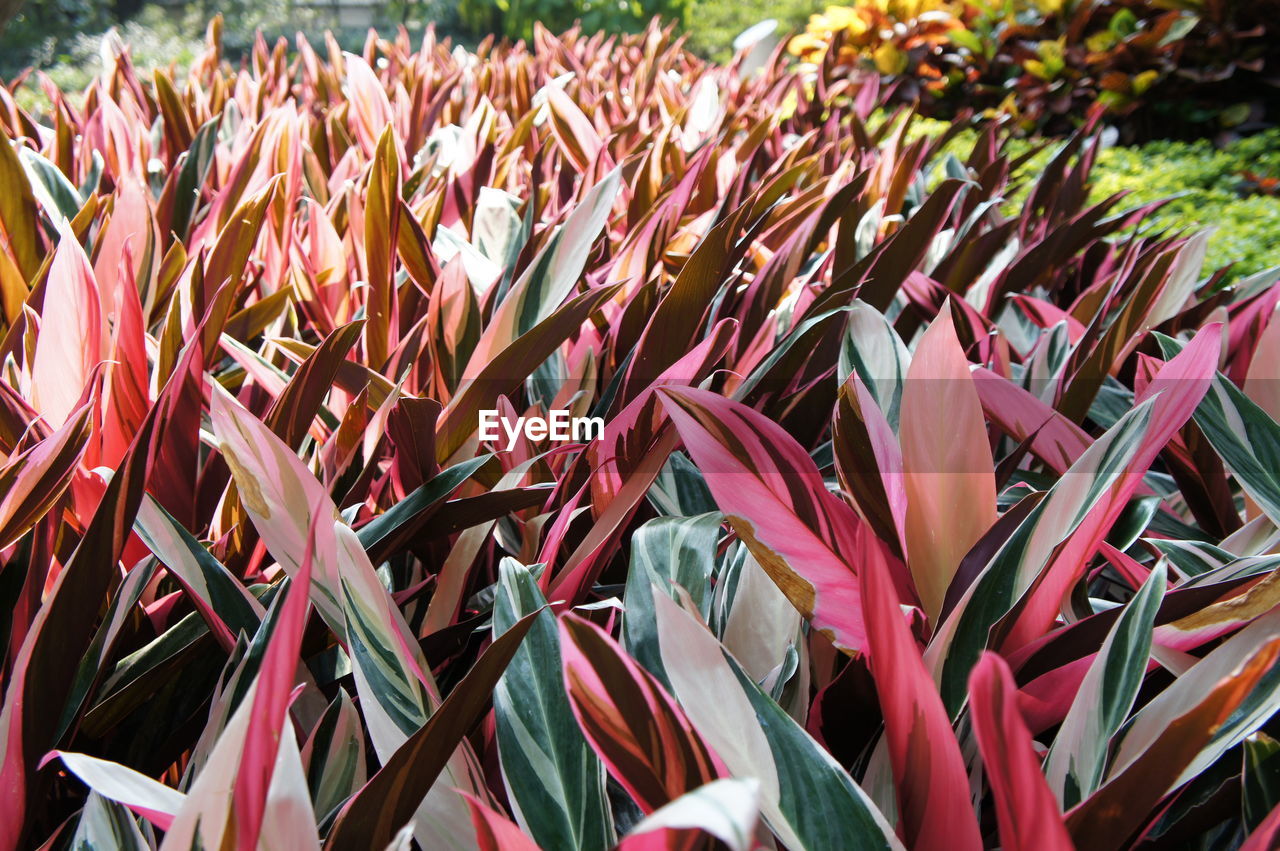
[681, 0, 816, 60]
[915, 121, 1280, 284]
[1028, 130, 1280, 283]
[1087, 131, 1280, 282]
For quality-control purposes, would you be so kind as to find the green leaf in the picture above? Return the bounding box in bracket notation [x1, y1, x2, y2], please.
[622, 512, 722, 685]
[493, 559, 613, 851]
[646, 452, 717, 517]
[838, 299, 910, 430]
[58, 560, 158, 740]
[325, 610, 540, 850]
[135, 495, 264, 646]
[1111, 610, 1280, 791]
[654, 591, 902, 851]
[171, 118, 220, 240]
[1146, 538, 1236, 578]
[1043, 562, 1166, 807]
[932, 396, 1158, 713]
[304, 692, 368, 824]
[1159, 13, 1199, 46]
[1109, 8, 1139, 37]
[467, 167, 621, 364]
[1244, 734, 1280, 831]
[19, 147, 83, 220]
[356, 453, 494, 561]
[211, 382, 486, 844]
[71, 792, 152, 850]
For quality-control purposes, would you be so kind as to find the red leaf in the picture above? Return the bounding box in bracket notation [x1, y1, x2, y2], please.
[463, 794, 541, 851]
[559, 613, 721, 814]
[860, 525, 981, 851]
[968, 653, 1073, 851]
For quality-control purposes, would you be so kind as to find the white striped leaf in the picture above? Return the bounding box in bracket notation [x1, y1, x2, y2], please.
[492, 559, 614, 851]
[930, 396, 1158, 712]
[622, 512, 722, 685]
[654, 591, 903, 851]
[1155, 333, 1280, 527]
[1043, 562, 1166, 807]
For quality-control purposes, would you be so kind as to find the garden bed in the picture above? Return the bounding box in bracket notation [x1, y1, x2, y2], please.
[1, 13, 1279, 851]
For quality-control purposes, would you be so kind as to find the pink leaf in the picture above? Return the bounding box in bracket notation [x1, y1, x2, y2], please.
[973, 367, 1093, 475]
[900, 303, 997, 620]
[32, 226, 103, 428]
[559, 613, 722, 814]
[1002, 325, 1220, 650]
[463, 794, 541, 851]
[860, 525, 981, 851]
[231, 503, 318, 849]
[657, 386, 869, 653]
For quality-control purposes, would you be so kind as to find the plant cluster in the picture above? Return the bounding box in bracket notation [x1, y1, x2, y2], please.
[790, 0, 1280, 138]
[2, 15, 1280, 851]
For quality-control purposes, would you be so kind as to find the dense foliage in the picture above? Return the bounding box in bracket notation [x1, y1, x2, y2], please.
[791, 0, 1280, 138]
[918, 122, 1280, 282]
[3, 16, 1280, 851]
[1057, 129, 1280, 281]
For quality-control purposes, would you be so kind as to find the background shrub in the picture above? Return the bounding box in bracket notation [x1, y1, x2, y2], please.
[792, 0, 1280, 140]
[928, 124, 1280, 282]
